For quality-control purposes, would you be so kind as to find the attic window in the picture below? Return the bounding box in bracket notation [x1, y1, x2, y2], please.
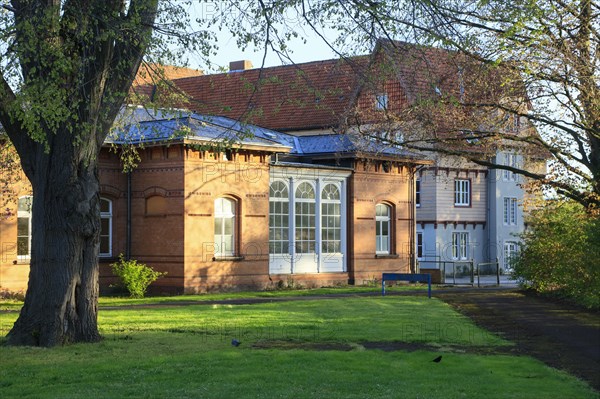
[510, 114, 520, 133]
[393, 132, 404, 146]
[462, 130, 479, 145]
[458, 67, 465, 101]
[375, 93, 388, 110]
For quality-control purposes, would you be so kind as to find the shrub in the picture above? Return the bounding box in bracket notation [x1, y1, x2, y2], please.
[0, 288, 26, 301]
[110, 254, 166, 298]
[513, 201, 600, 309]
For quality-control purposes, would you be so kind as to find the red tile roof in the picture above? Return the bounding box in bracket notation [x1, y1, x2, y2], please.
[133, 63, 204, 86]
[137, 40, 526, 139]
[161, 57, 372, 131]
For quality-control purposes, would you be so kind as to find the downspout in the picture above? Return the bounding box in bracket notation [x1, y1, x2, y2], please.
[409, 165, 416, 274]
[487, 157, 493, 263]
[410, 164, 426, 274]
[126, 171, 132, 260]
[347, 168, 354, 285]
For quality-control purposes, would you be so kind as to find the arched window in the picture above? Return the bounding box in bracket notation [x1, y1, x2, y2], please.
[100, 197, 112, 257]
[375, 203, 391, 254]
[295, 182, 316, 254]
[214, 197, 236, 256]
[17, 196, 32, 259]
[269, 181, 289, 255]
[321, 184, 341, 253]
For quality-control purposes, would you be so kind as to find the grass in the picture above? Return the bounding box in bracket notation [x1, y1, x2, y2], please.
[0, 284, 432, 310]
[0, 295, 596, 398]
[97, 284, 429, 307]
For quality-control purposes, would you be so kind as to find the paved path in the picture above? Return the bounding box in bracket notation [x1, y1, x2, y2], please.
[435, 289, 600, 392]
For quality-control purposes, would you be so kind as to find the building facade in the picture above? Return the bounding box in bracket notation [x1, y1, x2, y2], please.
[1, 113, 428, 293]
[1, 40, 546, 293]
[152, 40, 546, 279]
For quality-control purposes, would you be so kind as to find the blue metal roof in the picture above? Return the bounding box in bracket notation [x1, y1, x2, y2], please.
[107, 111, 291, 149]
[109, 108, 425, 160]
[295, 133, 422, 158]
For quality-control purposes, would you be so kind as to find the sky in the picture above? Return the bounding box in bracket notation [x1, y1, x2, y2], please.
[178, 2, 350, 73]
[200, 33, 340, 71]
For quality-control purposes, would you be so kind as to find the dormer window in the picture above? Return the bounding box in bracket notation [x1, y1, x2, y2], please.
[462, 130, 479, 145]
[511, 114, 520, 132]
[504, 113, 521, 133]
[375, 93, 388, 110]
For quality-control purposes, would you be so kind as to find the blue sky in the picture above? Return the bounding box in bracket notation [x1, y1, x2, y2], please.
[177, 2, 347, 72]
[202, 32, 340, 70]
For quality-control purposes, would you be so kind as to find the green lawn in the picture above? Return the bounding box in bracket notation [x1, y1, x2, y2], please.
[0, 295, 596, 398]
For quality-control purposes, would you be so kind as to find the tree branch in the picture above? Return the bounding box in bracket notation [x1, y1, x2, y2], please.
[0, 72, 37, 179]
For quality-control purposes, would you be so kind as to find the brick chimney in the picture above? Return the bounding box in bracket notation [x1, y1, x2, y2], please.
[229, 60, 253, 72]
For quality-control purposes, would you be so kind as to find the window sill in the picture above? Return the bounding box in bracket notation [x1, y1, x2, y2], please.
[213, 256, 245, 262]
[375, 254, 399, 259]
[12, 259, 30, 265]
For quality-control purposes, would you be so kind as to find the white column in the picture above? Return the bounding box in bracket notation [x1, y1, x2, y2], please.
[316, 177, 322, 273]
[340, 178, 347, 272]
[289, 177, 295, 274]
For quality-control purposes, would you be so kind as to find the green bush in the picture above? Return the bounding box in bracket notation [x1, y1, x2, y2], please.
[110, 254, 166, 298]
[513, 201, 600, 309]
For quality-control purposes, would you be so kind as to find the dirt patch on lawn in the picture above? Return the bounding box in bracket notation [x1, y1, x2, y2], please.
[252, 339, 519, 356]
[435, 289, 600, 392]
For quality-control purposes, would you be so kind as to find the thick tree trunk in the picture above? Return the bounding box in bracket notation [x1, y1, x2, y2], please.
[7, 141, 102, 347]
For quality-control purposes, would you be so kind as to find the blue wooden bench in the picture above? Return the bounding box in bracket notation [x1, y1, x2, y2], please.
[381, 273, 432, 298]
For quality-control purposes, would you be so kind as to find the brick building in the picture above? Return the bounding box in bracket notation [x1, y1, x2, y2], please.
[1, 39, 545, 293]
[1, 110, 428, 293]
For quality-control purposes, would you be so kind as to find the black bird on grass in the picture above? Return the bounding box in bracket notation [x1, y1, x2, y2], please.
[231, 339, 241, 347]
[432, 355, 442, 363]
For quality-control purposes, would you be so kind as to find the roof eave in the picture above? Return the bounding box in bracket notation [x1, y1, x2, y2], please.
[103, 138, 292, 154]
[183, 137, 292, 153]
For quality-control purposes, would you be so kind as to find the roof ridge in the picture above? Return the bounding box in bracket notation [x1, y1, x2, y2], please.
[170, 55, 372, 83]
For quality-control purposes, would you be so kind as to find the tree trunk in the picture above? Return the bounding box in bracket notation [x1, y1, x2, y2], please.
[7, 136, 102, 347]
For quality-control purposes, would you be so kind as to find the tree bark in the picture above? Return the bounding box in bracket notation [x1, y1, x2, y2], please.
[1, 0, 159, 347]
[7, 133, 101, 346]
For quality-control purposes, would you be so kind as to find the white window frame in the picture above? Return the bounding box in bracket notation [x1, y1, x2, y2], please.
[452, 232, 469, 260]
[269, 180, 290, 255]
[268, 174, 348, 274]
[375, 93, 388, 110]
[503, 197, 518, 225]
[321, 183, 342, 254]
[214, 197, 236, 257]
[504, 241, 519, 271]
[415, 178, 421, 208]
[99, 197, 113, 257]
[375, 203, 392, 254]
[17, 196, 33, 260]
[294, 181, 317, 255]
[503, 153, 518, 181]
[454, 179, 470, 206]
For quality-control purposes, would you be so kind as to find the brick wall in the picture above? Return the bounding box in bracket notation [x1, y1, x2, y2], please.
[1, 144, 419, 294]
[349, 161, 415, 283]
[183, 147, 272, 293]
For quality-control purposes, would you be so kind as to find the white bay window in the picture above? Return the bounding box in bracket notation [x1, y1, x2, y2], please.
[268, 171, 348, 274]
